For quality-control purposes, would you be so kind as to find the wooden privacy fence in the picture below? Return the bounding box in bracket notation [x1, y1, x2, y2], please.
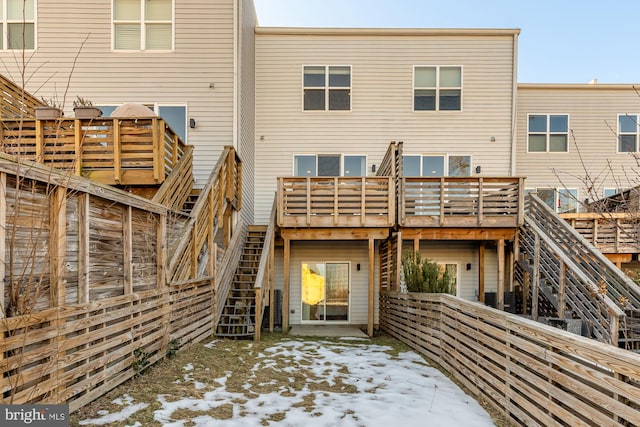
[380, 292, 640, 427]
[399, 177, 524, 227]
[0, 74, 44, 118]
[277, 176, 395, 228]
[1, 117, 187, 186]
[0, 152, 235, 411]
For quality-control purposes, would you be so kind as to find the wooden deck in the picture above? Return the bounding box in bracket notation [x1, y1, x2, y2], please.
[561, 212, 640, 255]
[277, 176, 395, 228]
[399, 177, 524, 228]
[1, 117, 187, 186]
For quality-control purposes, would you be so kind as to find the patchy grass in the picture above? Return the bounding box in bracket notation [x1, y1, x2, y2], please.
[70, 331, 504, 427]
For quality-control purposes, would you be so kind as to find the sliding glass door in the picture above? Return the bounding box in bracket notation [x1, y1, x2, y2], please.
[301, 262, 349, 322]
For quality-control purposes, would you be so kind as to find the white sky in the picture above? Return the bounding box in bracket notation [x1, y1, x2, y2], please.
[79, 339, 495, 427]
[252, 0, 640, 84]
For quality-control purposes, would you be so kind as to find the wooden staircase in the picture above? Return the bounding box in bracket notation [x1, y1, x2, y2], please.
[216, 227, 266, 338]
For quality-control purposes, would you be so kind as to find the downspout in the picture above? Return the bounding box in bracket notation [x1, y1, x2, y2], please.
[510, 31, 519, 176]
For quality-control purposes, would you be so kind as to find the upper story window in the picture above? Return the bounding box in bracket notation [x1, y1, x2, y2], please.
[113, 0, 173, 51]
[294, 154, 366, 176]
[414, 66, 462, 111]
[618, 114, 639, 152]
[402, 154, 471, 177]
[303, 66, 351, 111]
[527, 114, 569, 152]
[2, 0, 35, 50]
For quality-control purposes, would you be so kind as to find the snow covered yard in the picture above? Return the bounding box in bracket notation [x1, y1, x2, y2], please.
[72, 334, 497, 427]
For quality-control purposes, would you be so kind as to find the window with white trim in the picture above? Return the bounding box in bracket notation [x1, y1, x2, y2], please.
[402, 154, 471, 177]
[2, 0, 35, 50]
[303, 66, 351, 111]
[618, 114, 639, 152]
[528, 114, 569, 152]
[414, 66, 462, 111]
[293, 154, 366, 176]
[113, 0, 173, 50]
[526, 188, 578, 213]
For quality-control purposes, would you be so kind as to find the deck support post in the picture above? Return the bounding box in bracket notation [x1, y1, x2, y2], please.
[283, 237, 290, 333]
[368, 238, 375, 337]
[478, 242, 485, 303]
[497, 239, 505, 311]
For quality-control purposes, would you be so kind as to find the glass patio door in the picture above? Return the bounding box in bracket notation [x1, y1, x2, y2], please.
[302, 262, 349, 322]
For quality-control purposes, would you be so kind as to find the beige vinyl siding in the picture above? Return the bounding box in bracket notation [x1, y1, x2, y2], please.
[417, 241, 498, 302]
[254, 29, 517, 223]
[274, 241, 378, 326]
[0, 0, 236, 186]
[517, 85, 640, 201]
[237, 0, 256, 223]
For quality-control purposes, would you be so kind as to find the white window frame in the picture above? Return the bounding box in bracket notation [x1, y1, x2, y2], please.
[402, 154, 472, 177]
[112, 0, 174, 51]
[302, 65, 352, 112]
[526, 187, 578, 213]
[292, 153, 367, 177]
[527, 113, 570, 153]
[2, 0, 36, 50]
[413, 65, 463, 112]
[617, 113, 639, 153]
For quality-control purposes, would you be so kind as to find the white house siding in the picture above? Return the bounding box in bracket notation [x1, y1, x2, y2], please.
[416, 241, 498, 301]
[273, 241, 379, 327]
[0, 0, 237, 186]
[254, 28, 519, 224]
[516, 84, 640, 202]
[237, 0, 256, 223]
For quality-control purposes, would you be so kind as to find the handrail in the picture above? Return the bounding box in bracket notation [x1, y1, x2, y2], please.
[522, 215, 624, 344]
[254, 197, 277, 340]
[152, 145, 194, 211]
[527, 195, 640, 308]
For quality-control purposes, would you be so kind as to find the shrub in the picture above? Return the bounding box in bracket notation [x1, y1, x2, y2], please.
[402, 250, 452, 294]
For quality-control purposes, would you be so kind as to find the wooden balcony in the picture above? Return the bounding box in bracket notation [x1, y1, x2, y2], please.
[399, 177, 525, 228]
[561, 213, 640, 254]
[0, 117, 187, 186]
[277, 176, 395, 228]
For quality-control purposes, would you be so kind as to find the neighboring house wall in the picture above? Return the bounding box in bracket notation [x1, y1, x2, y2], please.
[254, 28, 519, 224]
[274, 241, 379, 326]
[238, 0, 256, 223]
[516, 84, 640, 204]
[0, 0, 237, 187]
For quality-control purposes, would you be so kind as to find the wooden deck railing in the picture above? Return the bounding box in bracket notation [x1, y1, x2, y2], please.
[277, 176, 395, 228]
[561, 212, 640, 254]
[1, 117, 188, 186]
[0, 74, 44, 118]
[254, 199, 277, 340]
[167, 146, 242, 283]
[380, 292, 640, 427]
[399, 177, 525, 227]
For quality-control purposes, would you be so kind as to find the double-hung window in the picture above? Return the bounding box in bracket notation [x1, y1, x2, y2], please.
[2, 0, 35, 50]
[303, 66, 351, 111]
[294, 154, 366, 177]
[113, 0, 173, 50]
[414, 66, 462, 111]
[618, 114, 639, 152]
[527, 114, 569, 152]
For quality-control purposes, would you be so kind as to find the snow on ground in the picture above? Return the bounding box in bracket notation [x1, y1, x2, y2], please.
[79, 339, 495, 427]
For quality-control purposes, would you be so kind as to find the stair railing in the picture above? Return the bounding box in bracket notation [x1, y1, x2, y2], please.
[254, 198, 277, 341]
[213, 221, 247, 328]
[521, 194, 631, 345]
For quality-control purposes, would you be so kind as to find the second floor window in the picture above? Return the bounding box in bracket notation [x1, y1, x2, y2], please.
[113, 0, 172, 50]
[527, 114, 569, 152]
[2, 0, 35, 50]
[618, 114, 639, 152]
[303, 66, 351, 111]
[414, 66, 462, 111]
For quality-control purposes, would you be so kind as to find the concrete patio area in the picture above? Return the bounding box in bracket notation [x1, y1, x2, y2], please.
[288, 325, 369, 338]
